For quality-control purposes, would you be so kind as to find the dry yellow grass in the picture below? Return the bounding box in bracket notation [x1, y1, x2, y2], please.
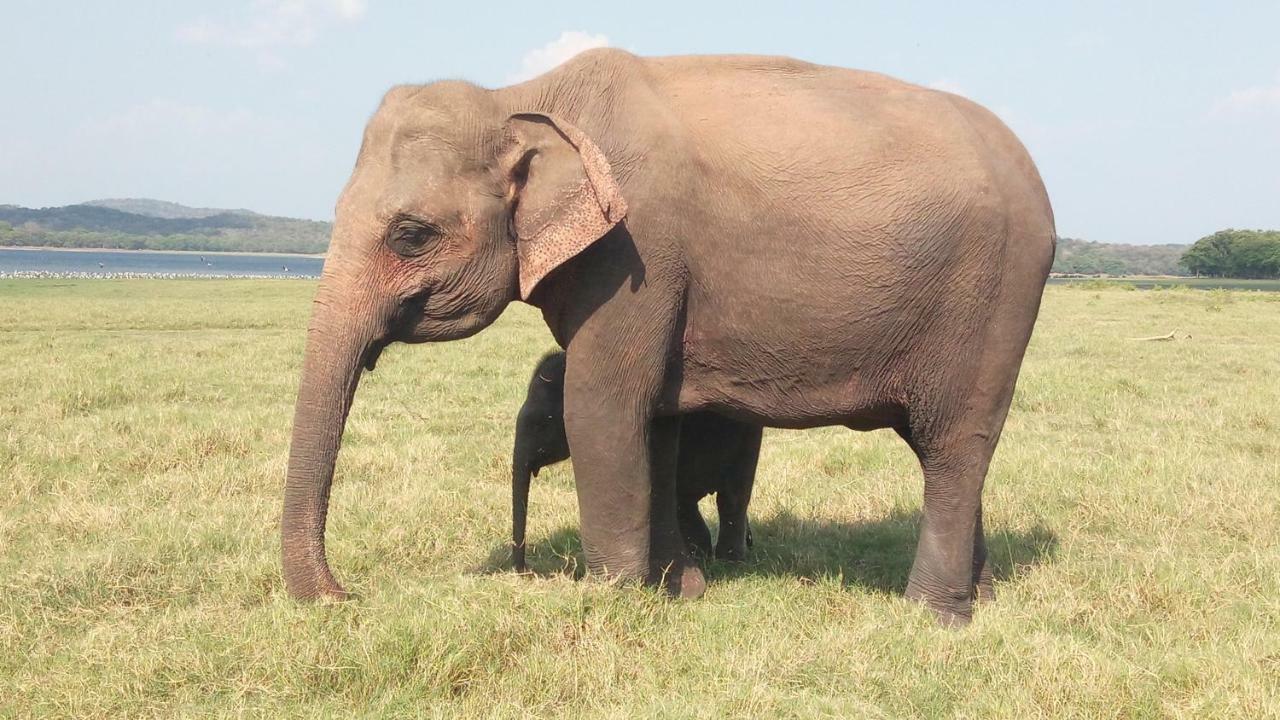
[1, 279, 1278, 717]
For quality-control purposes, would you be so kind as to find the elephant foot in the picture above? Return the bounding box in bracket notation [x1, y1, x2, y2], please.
[930, 606, 972, 628]
[713, 541, 749, 563]
[661, 561, 706, 599]
[678, 562, 707, 599]
[588, 552, 705, 599]
[973, 579, 996, 604]
[283, 564, 353, 603]
[904, 578, 974, 628]
[973, 561, 996, 603]
[299, 585, 353, 604]
[684, 535, 714, 561]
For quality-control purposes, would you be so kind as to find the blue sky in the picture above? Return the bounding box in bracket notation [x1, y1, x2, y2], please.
[1, 1, 1277, 244]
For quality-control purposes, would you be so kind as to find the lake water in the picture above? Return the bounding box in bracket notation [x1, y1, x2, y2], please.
[0, 247, 324, 278]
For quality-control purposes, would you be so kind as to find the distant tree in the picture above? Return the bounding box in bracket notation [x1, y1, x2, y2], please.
[1227, 231, 1280, 278]
[1180, 229, 1280, 278]
[1180, 230, 1235, 276]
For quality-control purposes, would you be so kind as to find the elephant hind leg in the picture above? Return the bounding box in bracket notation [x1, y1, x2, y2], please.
[899, 248, 1042, 624]
[898, 361, 1019, 625]
[893, 421, 994, 605]
[902, 429, 998, 626]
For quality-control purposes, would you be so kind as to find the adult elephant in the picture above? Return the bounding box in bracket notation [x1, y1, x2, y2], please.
[281, 49, 1054, 625]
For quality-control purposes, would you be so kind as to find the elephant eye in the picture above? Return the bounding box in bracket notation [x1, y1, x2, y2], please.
[385, 218, 441, 257]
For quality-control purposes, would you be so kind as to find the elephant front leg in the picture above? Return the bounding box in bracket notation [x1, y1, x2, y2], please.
[563, 391, 705, 599]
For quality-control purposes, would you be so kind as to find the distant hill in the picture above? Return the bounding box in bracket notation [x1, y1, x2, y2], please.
[83, 198, 257, 220]
[0, 199, 330, 254]
[1052, 237, 1190, 276]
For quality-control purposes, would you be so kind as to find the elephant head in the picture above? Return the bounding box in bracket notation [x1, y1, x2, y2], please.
[281, 81, 627, 600]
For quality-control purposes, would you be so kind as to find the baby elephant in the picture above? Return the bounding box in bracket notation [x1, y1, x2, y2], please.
[512, 351, 762, 571]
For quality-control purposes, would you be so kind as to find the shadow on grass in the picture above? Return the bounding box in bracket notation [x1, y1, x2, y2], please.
[480, 507, 1057, 595]
[715, 508, 1058, 594]
[479, 526, 586, 579]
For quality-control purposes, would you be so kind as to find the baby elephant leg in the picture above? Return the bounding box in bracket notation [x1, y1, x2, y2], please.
[677, 413, 763, 563]
[712, 423, 762, 562]
[676, 496, 714, 559]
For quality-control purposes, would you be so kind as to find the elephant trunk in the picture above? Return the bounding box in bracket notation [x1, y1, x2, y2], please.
[511, 444, 533, 573]
[281, 285, 382, 601]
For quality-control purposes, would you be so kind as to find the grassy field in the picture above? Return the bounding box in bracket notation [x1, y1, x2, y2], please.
[2, 279, 1278, 718]
[1048, 276, 1280, 292]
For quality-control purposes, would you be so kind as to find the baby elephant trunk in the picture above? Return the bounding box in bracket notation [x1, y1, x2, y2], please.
[510, 351, 570, 573]
[511, 447, 533, 573]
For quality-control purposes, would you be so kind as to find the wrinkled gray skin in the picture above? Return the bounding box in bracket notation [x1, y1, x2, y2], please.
[512, 351, 761, 571]
[281, 49, 1054, 625]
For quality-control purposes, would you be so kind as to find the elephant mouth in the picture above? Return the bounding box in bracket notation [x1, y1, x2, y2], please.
[403, 288, 432, 319]
[361, 288, 435, 371]
[360, 339, 388, 371]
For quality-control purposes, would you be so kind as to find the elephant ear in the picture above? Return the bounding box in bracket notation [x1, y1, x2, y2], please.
[504, 113, 628, 299]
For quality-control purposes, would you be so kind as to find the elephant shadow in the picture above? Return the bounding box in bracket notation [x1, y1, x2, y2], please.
[480, 507, 1057, 595]
[480, 525, 587, 579]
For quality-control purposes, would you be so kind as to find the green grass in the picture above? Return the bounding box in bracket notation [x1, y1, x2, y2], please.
[2, 279, 1278, 718]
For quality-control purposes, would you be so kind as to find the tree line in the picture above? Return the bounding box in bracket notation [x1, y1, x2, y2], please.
[1052, 230, 1280, 278]
[1178, 229, 1280, 279]
[1052, 237, 1187, 276]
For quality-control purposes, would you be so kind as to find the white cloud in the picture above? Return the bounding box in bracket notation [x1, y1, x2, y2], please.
[176, 1, 367, 56]
[927, 78, 968, 97]
[508, 31, 609, 84]
[1213, 71, 1280, 117]
[332, 0, 367, 20]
